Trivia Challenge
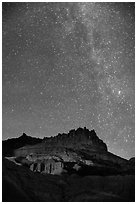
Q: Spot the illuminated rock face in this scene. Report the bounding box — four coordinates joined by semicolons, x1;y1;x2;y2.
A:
26;154;64;175
30;160;64;175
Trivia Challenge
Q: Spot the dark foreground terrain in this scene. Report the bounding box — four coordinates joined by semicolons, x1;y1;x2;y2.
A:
3;158;135;202
2;128;135;201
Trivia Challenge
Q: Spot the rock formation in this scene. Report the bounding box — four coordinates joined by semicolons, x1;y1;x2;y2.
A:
30;160;64;175
14;127;107;157
2;127;135;201
8;127;134;176
2;133;42;157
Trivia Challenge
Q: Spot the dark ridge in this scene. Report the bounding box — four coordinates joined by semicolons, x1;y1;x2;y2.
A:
3;127;108;157
42;127;108;151
44;127;99;142
14;127;108;157
2;133;42;157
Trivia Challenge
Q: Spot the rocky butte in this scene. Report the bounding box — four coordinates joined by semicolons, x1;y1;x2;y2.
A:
12;127;134;176
3;127;135;202
14;127;107;156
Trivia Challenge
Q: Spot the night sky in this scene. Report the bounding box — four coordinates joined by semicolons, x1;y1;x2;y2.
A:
2;2;135;159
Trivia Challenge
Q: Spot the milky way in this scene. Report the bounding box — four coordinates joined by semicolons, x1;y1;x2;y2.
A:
2;2;135;159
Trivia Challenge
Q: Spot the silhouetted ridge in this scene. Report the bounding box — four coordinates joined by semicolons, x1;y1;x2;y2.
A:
2;133;42;157
3;127;135;181
43;127;107;151
14;127;107;157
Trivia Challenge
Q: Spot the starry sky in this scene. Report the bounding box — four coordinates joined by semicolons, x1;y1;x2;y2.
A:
2;2;135;159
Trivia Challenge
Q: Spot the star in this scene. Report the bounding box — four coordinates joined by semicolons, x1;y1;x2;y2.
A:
2;2;135;159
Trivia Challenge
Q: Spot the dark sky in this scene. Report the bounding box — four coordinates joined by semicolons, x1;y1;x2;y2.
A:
2;2;135;159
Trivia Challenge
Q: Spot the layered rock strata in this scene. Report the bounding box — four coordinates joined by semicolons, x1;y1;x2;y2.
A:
11;127;134;175
14;127;107;157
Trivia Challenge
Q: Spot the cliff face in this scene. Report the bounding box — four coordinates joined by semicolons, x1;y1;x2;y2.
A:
14;127;107;157
10;127;135;176
11;128;111;175
3;127;135;202
30;159;64;175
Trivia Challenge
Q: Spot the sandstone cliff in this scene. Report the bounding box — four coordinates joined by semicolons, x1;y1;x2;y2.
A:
3;127;135;202
14;127;107;157
11;127;134;176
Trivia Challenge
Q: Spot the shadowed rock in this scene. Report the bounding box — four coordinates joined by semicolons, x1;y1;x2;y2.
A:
2;127;135;201
2;158;135;202
7;127;134;176
14;127;107;157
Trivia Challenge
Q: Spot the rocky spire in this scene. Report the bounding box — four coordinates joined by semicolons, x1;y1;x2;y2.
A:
43;127;107;151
